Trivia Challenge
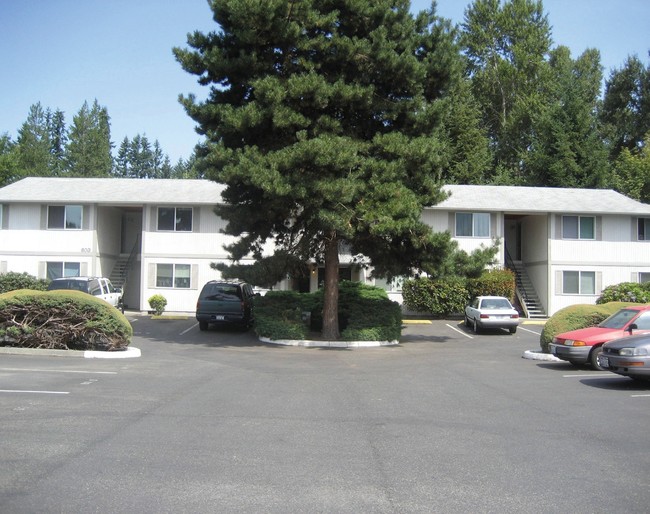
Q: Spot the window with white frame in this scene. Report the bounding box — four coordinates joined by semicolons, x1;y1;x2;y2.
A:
46;262;81;280
562;215;595;240
157;207;192;232
374;276;405;292
638;218;650;241
156;263;191;288
639;272;650;284
563;270;596;295
47;205;82;230
455;212;490;237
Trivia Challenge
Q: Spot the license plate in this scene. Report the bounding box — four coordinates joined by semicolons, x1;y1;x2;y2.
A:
215;315;225;321
599;355;609;368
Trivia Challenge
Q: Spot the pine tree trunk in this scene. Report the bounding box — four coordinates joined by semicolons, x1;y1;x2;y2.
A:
321;234;340;340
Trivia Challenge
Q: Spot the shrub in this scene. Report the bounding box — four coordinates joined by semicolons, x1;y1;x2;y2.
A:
254;284;401;342
596;282;650;304
0;272;49;294
254;291;316;340
402;277;468;316
539;301;639;353
148;294;167;315
466;268;516;302
0;289;132;351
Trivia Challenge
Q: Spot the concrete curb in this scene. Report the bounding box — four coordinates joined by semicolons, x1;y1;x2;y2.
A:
0;346;141;359
260;337;399;348
522;349;561;362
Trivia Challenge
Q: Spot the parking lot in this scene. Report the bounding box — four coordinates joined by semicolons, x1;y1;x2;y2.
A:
1;316;649;513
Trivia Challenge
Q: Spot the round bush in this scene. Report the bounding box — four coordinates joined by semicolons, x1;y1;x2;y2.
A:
0;289;132;351
539;301;639;353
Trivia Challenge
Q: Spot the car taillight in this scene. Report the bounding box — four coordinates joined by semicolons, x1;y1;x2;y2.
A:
480;314;489;318
511;314;519;319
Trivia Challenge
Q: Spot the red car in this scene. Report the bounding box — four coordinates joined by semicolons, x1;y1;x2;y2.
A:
549;305;650;370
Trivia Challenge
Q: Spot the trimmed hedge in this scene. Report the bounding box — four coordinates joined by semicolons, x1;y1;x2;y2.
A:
254;282;402;341
0;289;132;351
402;277;468;316
0;272;49;294
466;268;516;302
539;301;639;353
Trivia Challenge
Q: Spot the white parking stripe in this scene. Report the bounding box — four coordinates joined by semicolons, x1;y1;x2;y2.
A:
0;368;116;375
180;323;198;335
631;394;650;397
0;390;69;395
446;323;473;339
563;373;613;378
518;326;541;335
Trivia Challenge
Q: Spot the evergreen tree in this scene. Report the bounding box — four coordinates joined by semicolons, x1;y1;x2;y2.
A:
527;47;610;188
48;109;67;175
460;0;552;183
612;133;650;203
601;54;650;158
128;134;154;178
114;136;131;177
66;100;113;176
0;133;21;187
175;0;461;339
16;102;52;176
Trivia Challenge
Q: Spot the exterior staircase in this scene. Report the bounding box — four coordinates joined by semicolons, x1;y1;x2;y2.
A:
109;254;130;290
508;260;547;319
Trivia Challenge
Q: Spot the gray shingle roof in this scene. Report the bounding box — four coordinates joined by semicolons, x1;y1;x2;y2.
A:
0;177;226;205
430;185;650;215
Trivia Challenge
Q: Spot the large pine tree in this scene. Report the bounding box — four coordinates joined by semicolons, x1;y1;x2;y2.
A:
175;0;461;339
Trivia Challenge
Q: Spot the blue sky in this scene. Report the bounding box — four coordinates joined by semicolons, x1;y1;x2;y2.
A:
1;0;648;164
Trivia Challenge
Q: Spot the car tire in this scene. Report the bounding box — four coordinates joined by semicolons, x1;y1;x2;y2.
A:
509;326;517;334
473;318;480;334
464;315;470;328
590;346;606;371
199;321;208;331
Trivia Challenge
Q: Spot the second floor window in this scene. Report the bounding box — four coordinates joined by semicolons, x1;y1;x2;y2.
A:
638;218;650;241
48;205;82;230
158;207;192;232
456;212;490;237
562;215;595;240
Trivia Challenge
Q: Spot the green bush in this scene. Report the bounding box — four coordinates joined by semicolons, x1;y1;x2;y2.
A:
0;272;49;294
466;268;516;302
402;277;468;316
0;289;132;351
596;282;650;304
254;283;401;342
148;294;167;315
539;302;639;353
254;290;317;340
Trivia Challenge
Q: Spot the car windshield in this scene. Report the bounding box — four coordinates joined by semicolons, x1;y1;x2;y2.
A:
48;280;88;292
598;308;638;329
201;284;241;301
480;298;512;310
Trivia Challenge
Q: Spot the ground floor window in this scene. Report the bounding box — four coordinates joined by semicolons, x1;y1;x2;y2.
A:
563;270;595;295
374;276;405;293
156;263;191;288
46;262;81;280
639;272;650;284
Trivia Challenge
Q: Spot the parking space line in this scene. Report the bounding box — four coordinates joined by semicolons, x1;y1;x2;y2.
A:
631;394;650;397
446;323;473;339
518;326;541;335
0;368;117;375
563;373;613;378
180;323;198;335
0;390;69;395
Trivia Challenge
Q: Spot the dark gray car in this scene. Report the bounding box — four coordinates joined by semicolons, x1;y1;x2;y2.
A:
602;331;650;381
195;281;257;331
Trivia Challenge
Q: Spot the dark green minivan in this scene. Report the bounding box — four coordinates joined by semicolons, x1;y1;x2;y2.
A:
195;281;257;331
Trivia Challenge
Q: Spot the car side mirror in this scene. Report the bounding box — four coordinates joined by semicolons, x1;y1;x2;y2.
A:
627;323;638;334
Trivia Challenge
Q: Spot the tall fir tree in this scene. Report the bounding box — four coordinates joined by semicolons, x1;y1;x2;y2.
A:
66;100;113;176
16;102;52;176
175;0;463;339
